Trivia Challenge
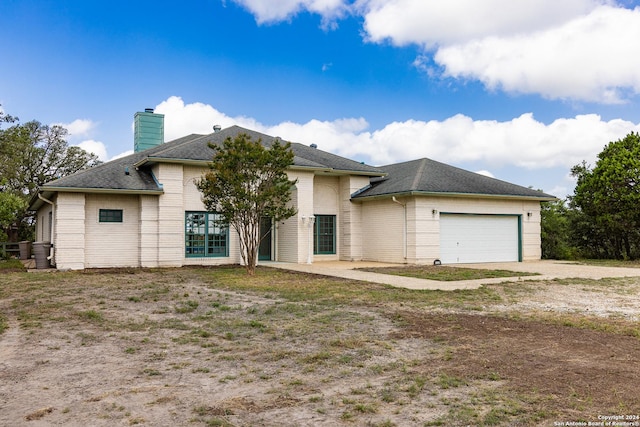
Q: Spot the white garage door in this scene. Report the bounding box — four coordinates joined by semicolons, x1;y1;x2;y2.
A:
439;214;519;264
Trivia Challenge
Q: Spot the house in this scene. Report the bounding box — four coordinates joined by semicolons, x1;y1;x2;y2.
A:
29;109;555;270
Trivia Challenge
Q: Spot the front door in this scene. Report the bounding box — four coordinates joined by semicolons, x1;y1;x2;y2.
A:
258;217;272;261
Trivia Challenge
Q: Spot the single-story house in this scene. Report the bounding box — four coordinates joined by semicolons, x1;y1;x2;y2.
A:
29;109;555;270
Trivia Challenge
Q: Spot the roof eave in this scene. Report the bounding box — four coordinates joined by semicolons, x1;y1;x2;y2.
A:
352;190;557;202
29;187;164;210
276;164;387;177
134;157;211;168
36;186;163;197
331;170;386;177
134;157;385;177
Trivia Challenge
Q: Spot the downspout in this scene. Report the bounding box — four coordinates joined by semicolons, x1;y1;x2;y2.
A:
307;216;315;264
302;215;315;264
391;197;407;261
274;221;278;262
37;193;55;263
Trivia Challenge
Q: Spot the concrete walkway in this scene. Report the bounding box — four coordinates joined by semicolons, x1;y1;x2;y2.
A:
263;260;640;291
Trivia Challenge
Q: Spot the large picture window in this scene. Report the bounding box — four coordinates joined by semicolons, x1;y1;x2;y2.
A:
314;215;336;254
185;212;228;257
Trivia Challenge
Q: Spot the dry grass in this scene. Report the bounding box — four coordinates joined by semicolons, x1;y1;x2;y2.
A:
355;265;539;281
1;266;639;426
0;259;25;272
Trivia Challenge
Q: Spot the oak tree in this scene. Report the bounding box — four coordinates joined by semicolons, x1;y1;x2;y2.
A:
0;107;100;240
570;132;640;259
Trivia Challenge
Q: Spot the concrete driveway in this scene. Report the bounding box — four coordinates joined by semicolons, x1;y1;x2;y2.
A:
460;260;640;280
265;260;640;291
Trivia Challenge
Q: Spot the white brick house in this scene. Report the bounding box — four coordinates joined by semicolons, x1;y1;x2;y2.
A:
30;110;555;270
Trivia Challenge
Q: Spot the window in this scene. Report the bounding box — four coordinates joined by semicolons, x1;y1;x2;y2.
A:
185;212;228;257
99;209;123;223
314;215;336;254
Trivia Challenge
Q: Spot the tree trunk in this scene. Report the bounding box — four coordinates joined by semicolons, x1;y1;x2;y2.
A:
623;235;632;260
236;218;260;276
245;247;258;275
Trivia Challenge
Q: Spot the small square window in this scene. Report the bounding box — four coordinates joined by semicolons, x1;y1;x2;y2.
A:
99;209;123;223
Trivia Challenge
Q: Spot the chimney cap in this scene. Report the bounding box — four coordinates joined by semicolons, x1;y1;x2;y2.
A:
144;108;154;113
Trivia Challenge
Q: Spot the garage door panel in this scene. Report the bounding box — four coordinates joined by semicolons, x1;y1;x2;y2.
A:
440;214;519;264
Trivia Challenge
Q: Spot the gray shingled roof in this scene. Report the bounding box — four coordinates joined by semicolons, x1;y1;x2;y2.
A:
32;126;554;211
352;158;556;200
35;125;383;196
137;126;383;175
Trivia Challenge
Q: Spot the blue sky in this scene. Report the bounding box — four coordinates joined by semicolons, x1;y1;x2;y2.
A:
2;0;640;197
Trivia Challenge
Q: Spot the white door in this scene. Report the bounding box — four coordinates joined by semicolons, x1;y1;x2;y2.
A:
439;214;519;264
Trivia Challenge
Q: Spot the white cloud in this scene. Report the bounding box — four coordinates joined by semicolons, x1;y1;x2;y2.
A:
154;96;266;141
111;150;134;161
548;185;571;199
75;139;108;161
55;119;96;138
364;113;639;169
157;98;640;174
231;0;640;103
475;170;495;178
548;169;584;199
357;1;640;103
267;117;374;161
435;5;640;103
359;0;601;47
54;118;112;161
53;118;112;161
231;0;348;26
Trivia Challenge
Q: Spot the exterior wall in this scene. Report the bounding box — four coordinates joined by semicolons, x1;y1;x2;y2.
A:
361;198;406;263
45;167;543;269
54;193;86;270
339;175;369;261
409;198;441;263
182;166;242;266
276;183;299;263
521;205;542;261
36;202;53;243
154;163;185;267
84;194;140;268
182;166;206;211
313;175;340;261
360;195;543;264
139;195;159;267
279;170;314;263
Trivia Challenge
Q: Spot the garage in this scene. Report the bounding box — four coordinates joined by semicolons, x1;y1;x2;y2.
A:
439;214;520;264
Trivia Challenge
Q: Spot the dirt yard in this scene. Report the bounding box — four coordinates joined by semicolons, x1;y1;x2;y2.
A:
1;266;640;426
